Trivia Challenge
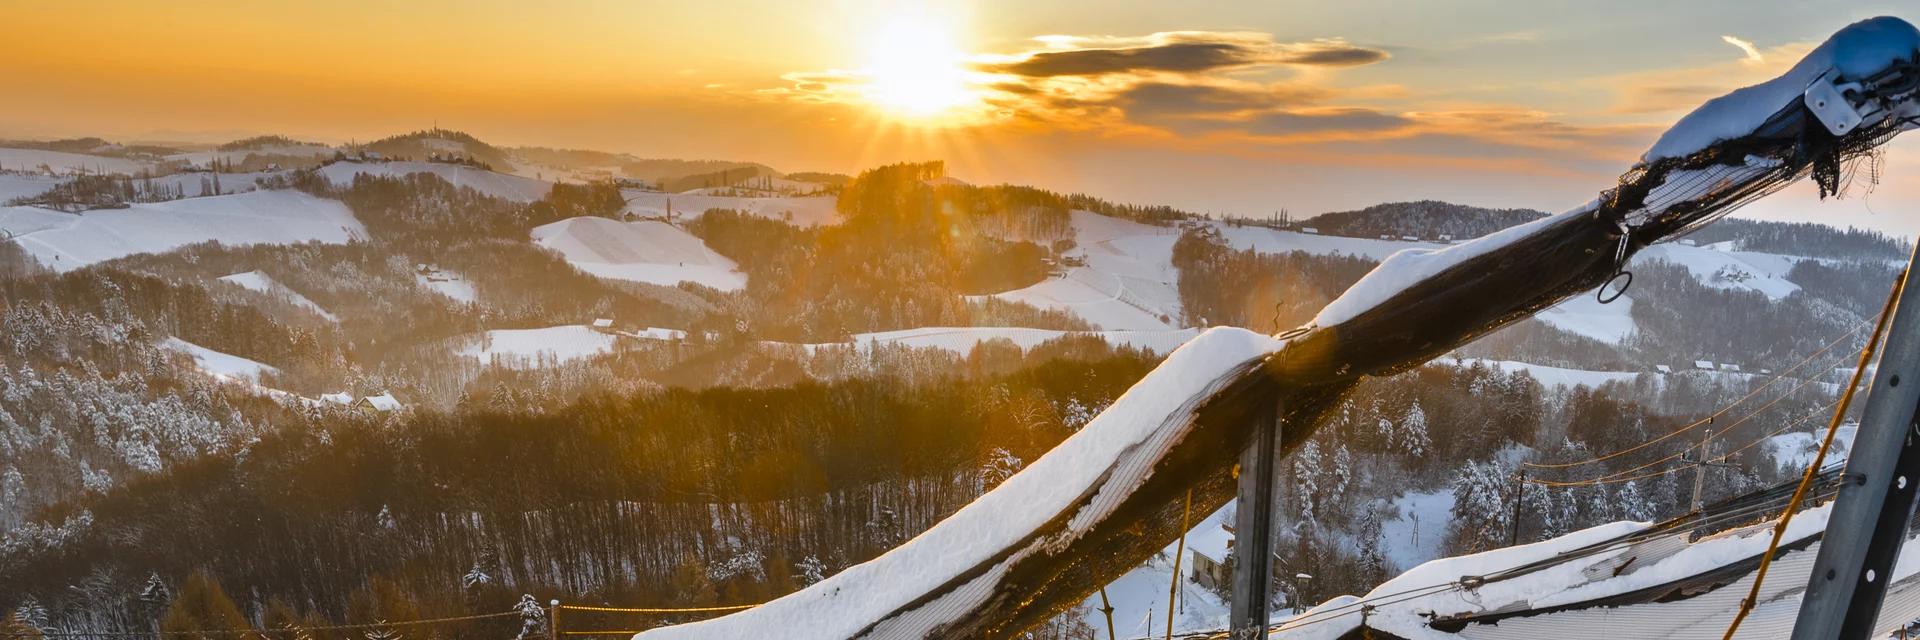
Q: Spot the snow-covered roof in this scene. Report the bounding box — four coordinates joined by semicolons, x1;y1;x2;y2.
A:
1720;363;1742;372
320;392;353;405
1654;364;1672;373
1694;360;1715;369
1301;228;1318;234
591;318;614;328
356;392;401;411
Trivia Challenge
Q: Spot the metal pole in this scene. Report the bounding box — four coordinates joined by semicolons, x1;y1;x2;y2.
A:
1230;401;1281;639
1792;262;1920;640
1692;429;1713;511
1509;472;1527;547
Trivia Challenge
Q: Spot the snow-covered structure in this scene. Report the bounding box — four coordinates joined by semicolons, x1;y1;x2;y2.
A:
1270;465;1920;639
637;16;1920;640
353;392;401;412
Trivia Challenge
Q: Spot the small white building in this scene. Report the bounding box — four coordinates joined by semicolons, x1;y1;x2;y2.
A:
590;318;615;333
1655;365;1673;374
1719;363;1742;372
1301;227;1319;234
1694;360;1715;370
1401;235;1419;242
353;392;402;412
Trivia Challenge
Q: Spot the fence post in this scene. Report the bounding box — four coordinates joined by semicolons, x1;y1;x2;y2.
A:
549;600;560;640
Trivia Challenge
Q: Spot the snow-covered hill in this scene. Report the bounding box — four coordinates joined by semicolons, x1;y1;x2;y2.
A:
218;270;337;321
461;325;620;367
803;327;1200;354
318;161;554;202
620;189;839;227
0;148;147;175
531;216;747;291
0;190;365;270
994;211;1185;330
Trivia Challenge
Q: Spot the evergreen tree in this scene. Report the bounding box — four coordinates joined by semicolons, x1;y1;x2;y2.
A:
161;570;256;640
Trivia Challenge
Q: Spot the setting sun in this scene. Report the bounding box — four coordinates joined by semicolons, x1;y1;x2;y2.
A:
860;17;978;120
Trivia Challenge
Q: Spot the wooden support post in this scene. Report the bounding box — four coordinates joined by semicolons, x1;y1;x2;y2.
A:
1229;400;1281;639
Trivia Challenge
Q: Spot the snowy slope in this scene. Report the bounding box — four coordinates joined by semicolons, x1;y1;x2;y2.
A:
1077;506;1235;636
2;190;365;271
161;337;280;382
1764;423;1858;471
0;174;67;203
1211;224;1432;261
461;325;619;366
1438;357;1649;389
994;211;1184;330
167;145;334;166
620;189;840;227
0;148;147;175
1533;292;1636;344
530;217;746;291
1637;241;1804;299
218;270;337;321
809;327;1200;354
318;161;553;202
1381;489;1456;574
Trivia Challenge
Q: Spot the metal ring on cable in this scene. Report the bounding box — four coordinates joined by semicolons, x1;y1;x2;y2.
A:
1598;270;1633;304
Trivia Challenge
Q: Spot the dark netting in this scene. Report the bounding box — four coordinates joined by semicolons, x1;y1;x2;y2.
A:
651;42;1920;640
942;58;1920;639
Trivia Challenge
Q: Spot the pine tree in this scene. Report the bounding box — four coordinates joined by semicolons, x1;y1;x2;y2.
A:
1357;506;1389;585
1400;401;1430;457
161;570;256;640
795;555;828;587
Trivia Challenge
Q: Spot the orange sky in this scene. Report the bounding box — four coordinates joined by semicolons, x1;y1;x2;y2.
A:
4;0;1918;233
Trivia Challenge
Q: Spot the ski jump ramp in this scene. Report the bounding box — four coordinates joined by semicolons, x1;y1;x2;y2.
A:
638;16;1920;639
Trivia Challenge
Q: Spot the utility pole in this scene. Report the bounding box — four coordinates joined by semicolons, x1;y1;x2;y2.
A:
1792;262;1920;640
1692;429;1712;511
1230;401;1281;639
1509;472;1527;547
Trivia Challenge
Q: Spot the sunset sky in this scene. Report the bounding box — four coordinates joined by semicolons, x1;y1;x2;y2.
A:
5;0;1919;233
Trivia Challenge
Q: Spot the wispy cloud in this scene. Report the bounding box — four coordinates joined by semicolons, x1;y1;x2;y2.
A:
1721;35;1764;63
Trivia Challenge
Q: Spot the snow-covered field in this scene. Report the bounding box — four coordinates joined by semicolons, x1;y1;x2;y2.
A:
461;325;619;366
218;270;337;321
167;145;334;166
1533;292;1636;344
811;326;1200;355
1764;422;1857;471
0;173;67;203
994;211;1185;331
531;216;747;291
0;148;146;176
161;337;280;382
620;189;840;227
1381;489;1456;574
1;190;365;270
1639;241;1805;300
1079;506;1235;636
319;161;553;202
1439;357;1650;389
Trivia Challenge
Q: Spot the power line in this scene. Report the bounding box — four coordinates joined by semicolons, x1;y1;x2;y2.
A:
1;610;524;638
1524;314;1877;470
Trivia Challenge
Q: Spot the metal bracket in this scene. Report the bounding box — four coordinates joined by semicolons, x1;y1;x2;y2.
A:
1807;75;1866;136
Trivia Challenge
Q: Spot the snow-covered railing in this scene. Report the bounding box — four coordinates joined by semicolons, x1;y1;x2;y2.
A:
636;16;1920;640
